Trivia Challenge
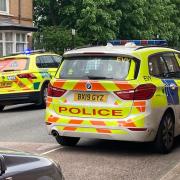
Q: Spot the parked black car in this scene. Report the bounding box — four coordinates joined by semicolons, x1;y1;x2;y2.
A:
0;148;64;180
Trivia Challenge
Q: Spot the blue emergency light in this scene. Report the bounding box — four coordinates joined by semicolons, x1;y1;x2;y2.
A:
109;40;168;46
24;48;31;55
23;49;45;55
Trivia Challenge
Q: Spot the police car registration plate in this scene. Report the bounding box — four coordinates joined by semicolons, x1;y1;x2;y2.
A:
74;93;108;102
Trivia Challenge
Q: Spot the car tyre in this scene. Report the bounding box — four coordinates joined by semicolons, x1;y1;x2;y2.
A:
154;112;175;154
36;84;48;108
0;105;5;112
55;135;80;146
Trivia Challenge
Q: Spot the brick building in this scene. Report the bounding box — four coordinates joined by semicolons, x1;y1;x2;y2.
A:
0;0;37;56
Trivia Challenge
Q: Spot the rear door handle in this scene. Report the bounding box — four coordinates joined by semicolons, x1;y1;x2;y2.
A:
170;83;177;90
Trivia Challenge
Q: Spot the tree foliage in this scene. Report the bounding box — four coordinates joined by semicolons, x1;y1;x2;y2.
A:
33;0;180;53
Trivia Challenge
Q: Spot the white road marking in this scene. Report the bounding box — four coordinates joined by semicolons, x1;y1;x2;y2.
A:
40;147;63;155
160;161;180;180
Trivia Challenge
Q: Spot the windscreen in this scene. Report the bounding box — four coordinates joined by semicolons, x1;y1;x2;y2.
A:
59;56;137;80
0;58;29;72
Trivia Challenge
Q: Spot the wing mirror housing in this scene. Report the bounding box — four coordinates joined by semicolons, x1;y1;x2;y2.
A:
0;155;7;176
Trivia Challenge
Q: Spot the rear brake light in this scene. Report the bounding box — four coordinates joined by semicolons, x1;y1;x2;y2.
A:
115;84;156;100
17;73;37;79
48;84;66;97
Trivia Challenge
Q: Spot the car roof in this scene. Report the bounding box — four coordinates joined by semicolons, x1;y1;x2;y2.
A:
64;45;179;58
0;53;60;60
64;45;138;57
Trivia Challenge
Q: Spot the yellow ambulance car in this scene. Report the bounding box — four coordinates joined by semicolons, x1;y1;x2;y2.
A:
0;50;62;111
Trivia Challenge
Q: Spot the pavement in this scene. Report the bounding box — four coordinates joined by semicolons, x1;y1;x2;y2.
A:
0;104;180;180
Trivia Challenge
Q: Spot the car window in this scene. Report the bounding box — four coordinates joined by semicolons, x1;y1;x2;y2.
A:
36;56;58;68
58;56;139;80
149;53;180;78
149;54;168;77
162;53;180;72
0;58;29;72
53;55;62;64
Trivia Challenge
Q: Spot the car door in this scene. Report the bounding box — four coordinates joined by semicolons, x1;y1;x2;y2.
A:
149;52;180;134
42;55;59;77
161;52;180;134
172;52;180;134
161;53;180;102
36;55;58;78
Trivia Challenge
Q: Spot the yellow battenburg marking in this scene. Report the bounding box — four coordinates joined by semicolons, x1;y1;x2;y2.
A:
60;97;67;103
105;120;119;127
111;129;128;135
100;81;120;91
62;80;78;90
81;120;92;126
57;126;65;131
133;114;145;128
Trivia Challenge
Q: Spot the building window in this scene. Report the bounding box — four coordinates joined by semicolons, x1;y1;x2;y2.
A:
0;0;9;13
0;32;3;56
5;32;13;55
16;33;26;52
0;32;28;57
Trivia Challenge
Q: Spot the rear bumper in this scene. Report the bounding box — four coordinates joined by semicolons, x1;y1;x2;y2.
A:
0;92;41;105
47;124;156;142
45;111;161;142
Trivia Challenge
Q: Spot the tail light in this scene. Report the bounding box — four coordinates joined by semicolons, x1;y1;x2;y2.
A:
48;84;66;97
115;84;156;100
17;73;37;79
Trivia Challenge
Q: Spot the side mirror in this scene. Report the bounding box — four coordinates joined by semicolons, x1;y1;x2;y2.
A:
0;155;7;176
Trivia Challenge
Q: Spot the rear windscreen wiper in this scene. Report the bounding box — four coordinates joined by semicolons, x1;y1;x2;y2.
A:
2;69;21;72
87;76;114;80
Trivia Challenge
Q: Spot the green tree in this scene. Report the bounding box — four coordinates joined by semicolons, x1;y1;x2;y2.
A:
170;0;180;47
34;0;121;44
117;0;177;42
33;26;85;54
76;0;122;44
33;0;180;51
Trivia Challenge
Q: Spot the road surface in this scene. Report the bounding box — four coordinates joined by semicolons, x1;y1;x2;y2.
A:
0;104;180;180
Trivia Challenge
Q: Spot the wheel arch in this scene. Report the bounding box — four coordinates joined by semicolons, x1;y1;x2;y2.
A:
163;108;175;122
155;107;175;138
41;80;50;89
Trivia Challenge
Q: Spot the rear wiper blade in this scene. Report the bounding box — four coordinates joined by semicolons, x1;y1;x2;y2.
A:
87;76;114;80
2;69;21;72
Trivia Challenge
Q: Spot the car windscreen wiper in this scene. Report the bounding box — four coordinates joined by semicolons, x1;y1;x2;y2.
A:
2;69;21;72
86;76;114;80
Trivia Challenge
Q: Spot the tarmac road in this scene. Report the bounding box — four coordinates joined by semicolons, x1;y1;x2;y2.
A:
0;104;180;180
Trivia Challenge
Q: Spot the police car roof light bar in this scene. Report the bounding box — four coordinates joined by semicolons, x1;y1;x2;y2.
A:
4;49;46;57
24;49;46;55
109;40;168;46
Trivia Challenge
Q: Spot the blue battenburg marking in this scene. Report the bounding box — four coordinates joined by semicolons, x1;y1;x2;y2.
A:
162;80;179;105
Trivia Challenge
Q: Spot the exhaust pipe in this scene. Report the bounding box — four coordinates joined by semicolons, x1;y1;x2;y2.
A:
51;130;59;137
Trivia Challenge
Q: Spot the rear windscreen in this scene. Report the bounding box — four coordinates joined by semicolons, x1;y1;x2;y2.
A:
58;56;138;80
0;58;29;72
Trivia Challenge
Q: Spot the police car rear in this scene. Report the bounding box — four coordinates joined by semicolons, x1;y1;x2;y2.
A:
46;41;164;147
